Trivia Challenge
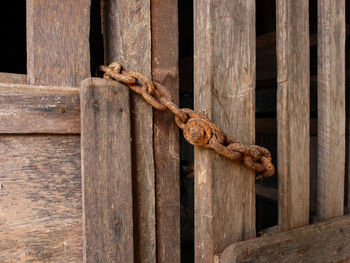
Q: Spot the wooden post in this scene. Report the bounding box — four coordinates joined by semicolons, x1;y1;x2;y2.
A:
194;0;256;261
81;78;134;262
102;1;156;261
152;0;181;262
276;0;310;231
317;0;346;220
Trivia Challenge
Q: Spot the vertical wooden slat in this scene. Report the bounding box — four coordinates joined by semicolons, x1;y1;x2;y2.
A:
27;0;90;86
81;78;133;262
317;0;346;220
194;0;256;261
276;0;310;231
23;0;90;261
152;1;181;262
102;1;156;261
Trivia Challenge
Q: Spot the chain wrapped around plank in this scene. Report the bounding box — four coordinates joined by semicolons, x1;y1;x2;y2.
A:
99;62;275;178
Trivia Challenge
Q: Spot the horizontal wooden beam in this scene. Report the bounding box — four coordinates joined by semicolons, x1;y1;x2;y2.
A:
0;82;80;134
218;214;350;263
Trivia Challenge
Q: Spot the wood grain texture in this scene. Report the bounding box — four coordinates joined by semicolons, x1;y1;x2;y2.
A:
0;72;26;84
276;0;310;231
81;78;133;262
0;135;82;262
0;83;80;134
194;0;256;261
27;0;90;87
317;0;346;220
218;214;350;263
102;1;156;261
151;0;180;262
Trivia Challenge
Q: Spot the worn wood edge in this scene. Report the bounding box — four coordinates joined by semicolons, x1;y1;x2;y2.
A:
80;77;134;262
0;72;27;84
0;82;80;134
217;215;350;263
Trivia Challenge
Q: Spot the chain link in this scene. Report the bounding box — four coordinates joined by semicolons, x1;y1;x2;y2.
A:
99;62;275;178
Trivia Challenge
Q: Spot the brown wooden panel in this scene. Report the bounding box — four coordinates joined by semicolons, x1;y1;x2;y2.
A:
276;0;310;231
0;72;26;84
194;0;256;261
81;78;133;262
218;215;350;263
317;0;346;220
0;83;80;134
27;0;90;87
102;1;156;261
151;0;180;262
0;135;82;262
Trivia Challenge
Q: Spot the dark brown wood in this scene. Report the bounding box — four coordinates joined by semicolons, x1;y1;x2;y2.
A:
218;215;350;263
0;72;26;84
0;135;82;262
151;0;180;262
255;184;277;201
317;0;346;220
102;1;156;261
276;0;310;231
80;78;133;262
0;83;80;134
27;0;90;87
194;0;256;261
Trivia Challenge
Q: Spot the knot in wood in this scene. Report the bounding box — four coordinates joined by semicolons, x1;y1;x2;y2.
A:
183;118;212;146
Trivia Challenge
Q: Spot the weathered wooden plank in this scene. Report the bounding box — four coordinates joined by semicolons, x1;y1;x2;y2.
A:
194;0;256;261
151;0;180;262
0;83;80;134
27;0;90;87
317;0;346;221
80;78;133;262
276;0;310;231
218;214;350;263
0;135;82;262
0;72;26;84
102;1;156;261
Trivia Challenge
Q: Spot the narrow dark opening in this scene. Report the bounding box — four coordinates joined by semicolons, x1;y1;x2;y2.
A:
179;0;194;262
255;0;278;233
89;0;104;76
0;1;26;74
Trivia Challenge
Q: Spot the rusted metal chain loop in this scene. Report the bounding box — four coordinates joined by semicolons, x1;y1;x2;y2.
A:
99;62;275;178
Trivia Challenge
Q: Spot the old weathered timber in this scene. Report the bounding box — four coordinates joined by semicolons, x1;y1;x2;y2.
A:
0;1;92;261
194;0;256;261
102;1;156;261
0;72;26;84
81;78;133;262
276;0;310;231
0;135;82;262
218;215;350;263
317;0;346;220
0;83;80;134
27;0;90;86
152;0;181;262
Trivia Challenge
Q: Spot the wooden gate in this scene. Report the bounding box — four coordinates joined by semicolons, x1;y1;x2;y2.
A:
0;0;349;263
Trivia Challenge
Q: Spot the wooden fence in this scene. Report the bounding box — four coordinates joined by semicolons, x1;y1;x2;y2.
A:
0;0;349;262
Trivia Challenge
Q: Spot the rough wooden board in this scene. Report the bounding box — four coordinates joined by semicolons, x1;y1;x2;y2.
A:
151;0;180;262
218;215;350;263
102;1;156;261
0;135;82;262
0;72;26;84
317;0;346;220
80;78;133;262
194;0;256;261
0;83;80;134
26;0;90;87
276;0;310;231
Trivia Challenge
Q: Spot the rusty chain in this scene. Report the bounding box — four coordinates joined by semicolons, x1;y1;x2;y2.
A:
99;62;275;178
